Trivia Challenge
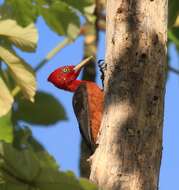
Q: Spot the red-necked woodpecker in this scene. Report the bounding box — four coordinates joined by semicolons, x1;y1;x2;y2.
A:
48;57;104;152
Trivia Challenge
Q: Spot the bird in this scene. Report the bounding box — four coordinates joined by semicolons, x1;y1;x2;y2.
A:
48;57;104;152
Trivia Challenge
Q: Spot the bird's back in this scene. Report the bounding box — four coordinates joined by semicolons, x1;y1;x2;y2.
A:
72;82;104;152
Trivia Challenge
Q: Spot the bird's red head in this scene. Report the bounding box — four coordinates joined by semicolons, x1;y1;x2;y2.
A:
48;65;81;92
48;57;93;92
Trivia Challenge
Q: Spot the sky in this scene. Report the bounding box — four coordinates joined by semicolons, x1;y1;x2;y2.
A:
160;45;179;189
1;8;179;189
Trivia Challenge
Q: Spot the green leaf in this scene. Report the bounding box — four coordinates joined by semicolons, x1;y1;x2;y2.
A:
40;1;80;39
168;27;179;49
14;91;67;125
168;0;179;28
60;0;95;23
28;132;59;169
13;126;32;148
60;0;94;14
0;143;40;181
0;112;13;143
0;69;16;90
13;127;59;170
35;169;83;190
0;46;36;102
0;19;38;52
0;183;29;190
1;0;38;27
0;76;13;117
79;178;98;190
84;4;96;23
0;127;96;190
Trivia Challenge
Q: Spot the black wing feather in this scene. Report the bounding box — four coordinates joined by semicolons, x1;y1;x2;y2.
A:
72;84;94;153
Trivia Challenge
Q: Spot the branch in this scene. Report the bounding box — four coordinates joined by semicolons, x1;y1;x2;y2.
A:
34;38;72;72
168;66;179;75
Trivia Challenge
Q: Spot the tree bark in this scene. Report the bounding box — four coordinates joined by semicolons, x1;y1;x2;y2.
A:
90;0;167;190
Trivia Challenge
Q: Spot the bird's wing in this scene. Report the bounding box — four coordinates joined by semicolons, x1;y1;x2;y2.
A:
72;83;93;151
72;82;104;152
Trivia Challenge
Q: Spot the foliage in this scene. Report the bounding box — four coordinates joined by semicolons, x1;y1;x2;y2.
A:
0;127;97;190
0;112;13;143
0;19;37;117
13;91;67;125
168;0;179;28
168;0;179;50
0;76;13;117
0;0;95;128
0;0;95;39
168;27;179;50
0;0;97;189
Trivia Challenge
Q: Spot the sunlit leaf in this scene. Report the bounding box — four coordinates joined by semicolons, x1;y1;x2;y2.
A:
0;112;13;143
0;69;15;90
0;19;38;52
84;4;96;23
40;1;80;38
0;46;36;101
14;91;67;125
174;15;179;27
0;76;13;117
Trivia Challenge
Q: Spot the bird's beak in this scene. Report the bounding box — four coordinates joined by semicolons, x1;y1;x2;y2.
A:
74;56;94;72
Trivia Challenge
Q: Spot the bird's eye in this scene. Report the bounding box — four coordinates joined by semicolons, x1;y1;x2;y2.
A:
63;67;70;73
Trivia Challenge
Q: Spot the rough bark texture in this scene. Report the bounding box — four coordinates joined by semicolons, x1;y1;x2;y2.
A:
90;0;167;190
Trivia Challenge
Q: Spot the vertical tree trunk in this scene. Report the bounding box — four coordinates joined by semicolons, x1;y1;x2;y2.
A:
90;0;167;190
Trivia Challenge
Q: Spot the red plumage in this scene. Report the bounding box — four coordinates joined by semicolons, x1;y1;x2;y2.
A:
48;65;82;92
85;82;103;144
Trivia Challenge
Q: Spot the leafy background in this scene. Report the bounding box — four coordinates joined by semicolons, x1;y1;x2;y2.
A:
0;0;98;189
0;0;179;189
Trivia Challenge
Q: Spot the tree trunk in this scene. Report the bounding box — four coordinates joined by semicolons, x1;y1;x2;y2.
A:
90;0;167;190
